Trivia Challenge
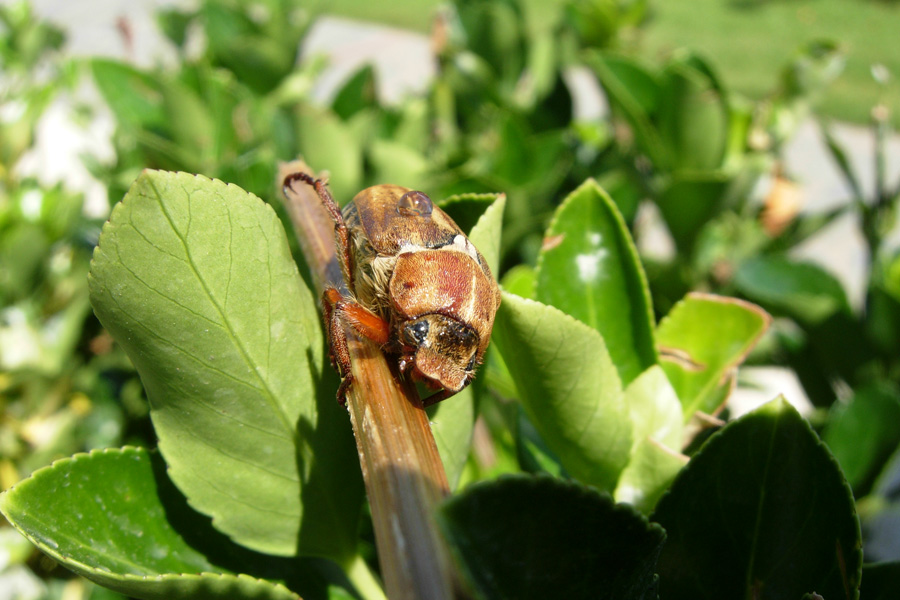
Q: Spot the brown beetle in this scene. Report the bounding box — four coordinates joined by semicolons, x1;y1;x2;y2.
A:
284;173;502;407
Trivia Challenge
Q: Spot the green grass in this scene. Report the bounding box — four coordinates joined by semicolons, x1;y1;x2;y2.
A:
317;0;900;125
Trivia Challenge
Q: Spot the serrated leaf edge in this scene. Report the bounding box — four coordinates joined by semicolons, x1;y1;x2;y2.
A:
0;447;300;598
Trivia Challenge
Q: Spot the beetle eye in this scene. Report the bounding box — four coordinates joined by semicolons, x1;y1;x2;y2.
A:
405;320;430;345
397;191;433;217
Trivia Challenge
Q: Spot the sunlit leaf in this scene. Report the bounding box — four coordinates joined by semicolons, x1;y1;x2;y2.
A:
656;293;770;419
492;292;631;491
0;447;299;600
536;179;656;385
615;366;686;512
89;170;362;560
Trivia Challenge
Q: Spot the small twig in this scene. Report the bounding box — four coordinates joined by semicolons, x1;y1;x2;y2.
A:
277;161;464;600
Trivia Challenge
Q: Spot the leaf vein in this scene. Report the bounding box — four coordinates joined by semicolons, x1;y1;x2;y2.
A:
149;179;295;435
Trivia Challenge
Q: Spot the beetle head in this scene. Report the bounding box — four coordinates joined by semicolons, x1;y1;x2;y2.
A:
400;314;479;392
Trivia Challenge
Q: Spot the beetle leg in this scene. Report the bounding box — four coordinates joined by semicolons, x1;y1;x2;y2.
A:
322;287;391;404
421;377;472;408
283;172;355;289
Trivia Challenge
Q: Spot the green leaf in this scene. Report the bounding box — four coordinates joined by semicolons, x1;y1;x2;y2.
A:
295;105;363;205
463;192;506;276
201;2;304;94
438;192;505;274
499;264;535;299
655;171;731;253
651;398;862;600
427;388;475;490
734;256;850;325
491;292;631;492
656;293;770;419
823;385;900;494
91;59;166;131
657;56;728;172
536;179;656;385
88;171;362;560
438;475;665;600
614;366;686;513
159;78;217;171
861;562;900;600
516;409;565;477
331;65;378;121
0;447;299;600
368;139;430;192
587;52;667;167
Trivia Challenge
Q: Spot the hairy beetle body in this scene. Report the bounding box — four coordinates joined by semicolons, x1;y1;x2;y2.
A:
284;174;501;406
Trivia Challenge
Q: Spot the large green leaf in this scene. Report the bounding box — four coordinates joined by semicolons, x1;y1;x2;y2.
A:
614;366;686;513
652;398;862;599
88;170;362;560
656;293;770;419
536;179;656;385
734;256;850;325
0;447;299;600
491;292;632;492
823;384;900;494
438;475;665;600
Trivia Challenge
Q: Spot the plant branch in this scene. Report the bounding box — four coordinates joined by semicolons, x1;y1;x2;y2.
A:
278;160;465;600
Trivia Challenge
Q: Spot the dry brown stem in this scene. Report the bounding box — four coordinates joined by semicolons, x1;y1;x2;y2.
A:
278;160;463;600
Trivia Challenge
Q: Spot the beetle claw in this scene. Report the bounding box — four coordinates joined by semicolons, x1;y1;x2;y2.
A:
336;375;353;406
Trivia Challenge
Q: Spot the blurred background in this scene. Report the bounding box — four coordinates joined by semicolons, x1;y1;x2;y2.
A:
2;0;900;598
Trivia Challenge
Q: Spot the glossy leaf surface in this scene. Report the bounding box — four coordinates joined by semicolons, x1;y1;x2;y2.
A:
89;170;361;560
438;475;665;600
0;447;299;600
656;293;770;419
536;179;656;385
491;292;631;491
652;398;862;599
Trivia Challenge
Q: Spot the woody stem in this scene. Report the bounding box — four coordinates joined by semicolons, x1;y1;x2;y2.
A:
278;161;464;600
